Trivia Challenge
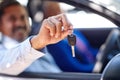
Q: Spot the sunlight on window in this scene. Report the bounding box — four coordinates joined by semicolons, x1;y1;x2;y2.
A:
90;0;120;15
107;6;117;12
90;0;112;5
66;12;117;28
16;0;28;6
59;3;75;12
0;77;4;80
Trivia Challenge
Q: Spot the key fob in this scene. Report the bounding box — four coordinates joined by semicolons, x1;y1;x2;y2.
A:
67;34;76;46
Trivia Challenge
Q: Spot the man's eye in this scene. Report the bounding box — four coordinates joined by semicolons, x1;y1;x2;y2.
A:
21;15;25;20
9;16;16;21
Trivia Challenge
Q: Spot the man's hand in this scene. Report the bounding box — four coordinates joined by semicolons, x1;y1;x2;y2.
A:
31;14;73;50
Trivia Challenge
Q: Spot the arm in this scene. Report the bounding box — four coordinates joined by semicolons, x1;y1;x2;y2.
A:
0;37;45;75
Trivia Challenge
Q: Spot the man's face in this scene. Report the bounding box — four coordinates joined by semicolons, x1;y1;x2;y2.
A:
0;5;30;42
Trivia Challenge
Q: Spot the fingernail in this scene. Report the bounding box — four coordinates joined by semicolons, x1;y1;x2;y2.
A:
64;27;67;31
55;35;58;38
70;26;73;29
51;33;54;36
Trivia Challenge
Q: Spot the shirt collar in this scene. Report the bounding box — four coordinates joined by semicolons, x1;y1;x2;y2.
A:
2;35;19;49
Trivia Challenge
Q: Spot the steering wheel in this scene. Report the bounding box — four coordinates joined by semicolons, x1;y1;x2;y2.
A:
93;29;120;73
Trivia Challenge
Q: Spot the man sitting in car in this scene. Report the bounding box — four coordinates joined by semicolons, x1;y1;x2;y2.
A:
0;0;73;75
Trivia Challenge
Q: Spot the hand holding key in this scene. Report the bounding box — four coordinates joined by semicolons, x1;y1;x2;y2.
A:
67;34;76;57
31;14;73;50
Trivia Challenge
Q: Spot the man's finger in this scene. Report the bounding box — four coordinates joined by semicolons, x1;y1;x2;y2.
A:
55;14;72;31
60;30;73;40
49;17;62;38
45;19;56;37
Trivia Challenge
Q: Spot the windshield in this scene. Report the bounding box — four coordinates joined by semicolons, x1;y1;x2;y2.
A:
90;0;120;15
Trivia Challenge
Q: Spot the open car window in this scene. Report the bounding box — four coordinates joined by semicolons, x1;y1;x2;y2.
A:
59;2;118;28
0;0;120;80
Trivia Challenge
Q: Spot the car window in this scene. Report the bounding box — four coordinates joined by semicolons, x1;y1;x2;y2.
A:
90;0;120;15
17;0;118;28
59;2;118;28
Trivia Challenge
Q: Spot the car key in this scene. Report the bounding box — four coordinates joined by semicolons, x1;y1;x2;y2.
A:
67;34;76;57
